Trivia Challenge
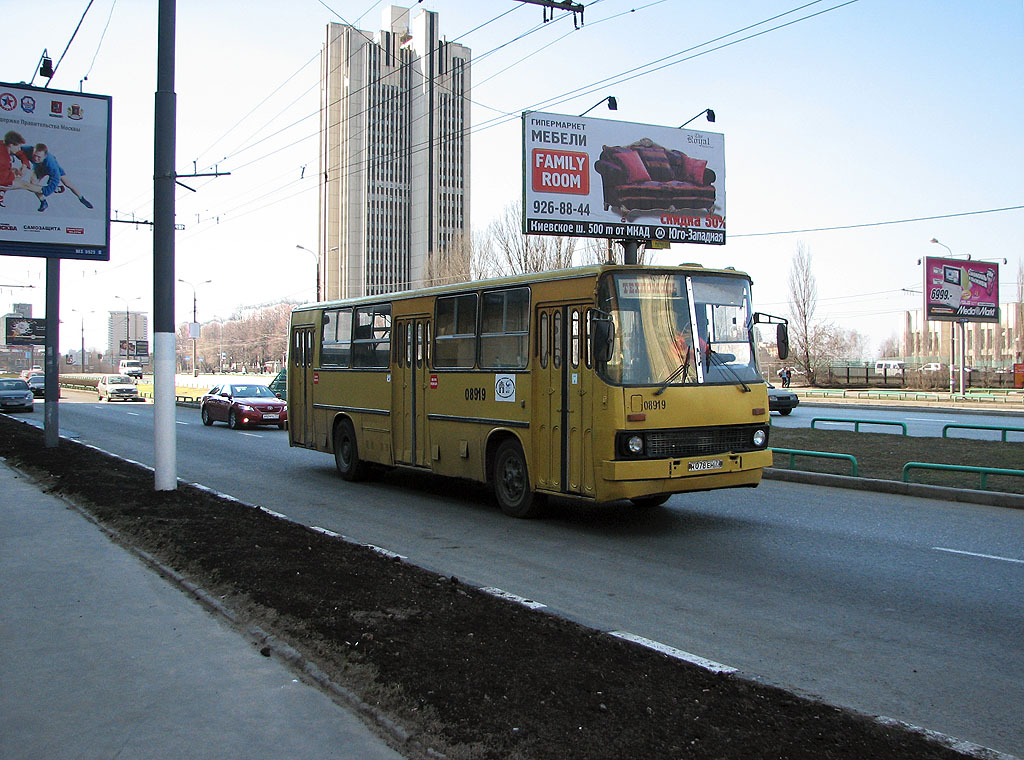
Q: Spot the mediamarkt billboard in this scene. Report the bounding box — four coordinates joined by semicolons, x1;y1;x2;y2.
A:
0;82;111;261
923;256;999;323
522;111;725;245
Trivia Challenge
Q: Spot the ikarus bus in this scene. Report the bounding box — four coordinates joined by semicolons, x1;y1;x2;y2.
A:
287;264;789;517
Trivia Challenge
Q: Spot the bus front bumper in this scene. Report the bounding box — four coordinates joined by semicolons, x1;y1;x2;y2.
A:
598;449;773;500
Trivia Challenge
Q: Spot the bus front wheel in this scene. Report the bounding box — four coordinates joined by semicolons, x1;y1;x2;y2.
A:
493;440;545;518
334;419;367;482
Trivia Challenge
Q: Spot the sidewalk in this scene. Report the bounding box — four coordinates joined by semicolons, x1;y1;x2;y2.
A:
0;461;405;760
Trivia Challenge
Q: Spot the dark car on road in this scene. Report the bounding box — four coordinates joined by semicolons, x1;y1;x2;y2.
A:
26;374;45;398
0;378;34;412
767;382;799;415
200;383;288;429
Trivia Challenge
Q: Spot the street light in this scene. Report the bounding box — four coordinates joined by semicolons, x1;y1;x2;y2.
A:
71;308;94;373
114;295;141;367
296;244;321;301
678;108;716;128
179;278;211;377
929;237;959;258
579;96;617;116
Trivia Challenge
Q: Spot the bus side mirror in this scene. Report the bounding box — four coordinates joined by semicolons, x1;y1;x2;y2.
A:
777;324;789;360
592;318;615;363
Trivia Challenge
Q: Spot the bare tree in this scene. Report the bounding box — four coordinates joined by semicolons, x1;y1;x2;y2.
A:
786;243;867;384
576;237;652;265
483;202;577;276
787;243;820;382
426;233;477;287
878;334;900;358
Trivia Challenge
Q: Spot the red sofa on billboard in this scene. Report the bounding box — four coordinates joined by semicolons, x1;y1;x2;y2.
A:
594;138;717;220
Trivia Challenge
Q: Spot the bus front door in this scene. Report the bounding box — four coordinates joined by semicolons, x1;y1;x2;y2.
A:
393;318;430;467
289;324;315;448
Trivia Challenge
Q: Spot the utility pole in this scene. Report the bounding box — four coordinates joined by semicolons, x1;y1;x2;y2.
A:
153;0;177;490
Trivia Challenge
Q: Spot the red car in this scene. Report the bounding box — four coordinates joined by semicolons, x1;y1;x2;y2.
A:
200;382;287;430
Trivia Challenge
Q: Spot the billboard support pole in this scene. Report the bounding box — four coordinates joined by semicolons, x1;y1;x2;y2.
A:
621;240;638;265
958;320;967;394
153;0;177;491
44;259;60;448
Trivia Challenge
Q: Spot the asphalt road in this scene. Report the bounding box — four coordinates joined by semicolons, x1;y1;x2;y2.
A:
14;392;1024;757
771;401;1024;439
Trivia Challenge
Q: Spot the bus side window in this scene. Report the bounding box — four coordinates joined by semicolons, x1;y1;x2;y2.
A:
570;309;580;368
585;310;593;368
416;323;423;368
322;308;352;367
539;312;549;369
553;311;562;369
406;323;414;368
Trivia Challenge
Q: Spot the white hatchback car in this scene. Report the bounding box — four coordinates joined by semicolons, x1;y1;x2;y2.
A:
97;374;141;402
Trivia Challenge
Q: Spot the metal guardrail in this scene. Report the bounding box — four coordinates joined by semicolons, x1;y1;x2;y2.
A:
771;448;859;477
942;423;1024;442
902;462;1024;491
811;417;908;435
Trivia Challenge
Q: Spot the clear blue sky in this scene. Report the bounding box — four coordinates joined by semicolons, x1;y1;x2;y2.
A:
2;0;1021;356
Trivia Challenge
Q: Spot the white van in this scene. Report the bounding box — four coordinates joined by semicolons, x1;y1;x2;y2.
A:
118;359;144;380
874;360;904;374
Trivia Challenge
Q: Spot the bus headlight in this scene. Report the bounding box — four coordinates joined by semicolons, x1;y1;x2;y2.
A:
626;435;644;455
752;428;767;447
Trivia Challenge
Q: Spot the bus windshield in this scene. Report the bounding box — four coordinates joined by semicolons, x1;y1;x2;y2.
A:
596;272;760;387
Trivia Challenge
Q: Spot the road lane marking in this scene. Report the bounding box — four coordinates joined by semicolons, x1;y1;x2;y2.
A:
127;412;140;416
933;547;1023;565
240;432;262;437
176;421;189;425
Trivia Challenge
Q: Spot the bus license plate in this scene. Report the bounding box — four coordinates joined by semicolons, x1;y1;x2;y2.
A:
263;413;279;420
688;459;723;472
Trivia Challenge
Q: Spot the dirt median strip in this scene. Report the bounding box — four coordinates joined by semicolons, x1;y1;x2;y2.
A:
0;414;1010;760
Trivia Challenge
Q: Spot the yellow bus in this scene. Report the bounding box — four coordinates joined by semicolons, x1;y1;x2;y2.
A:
287;264;788;517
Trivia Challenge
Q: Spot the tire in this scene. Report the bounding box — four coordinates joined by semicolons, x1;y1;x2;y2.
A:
630;494;671;508
334;419;367;481
779;408;792;416
201;406;213;426
277;422;286;430
228;409;239;429
492;439;544;518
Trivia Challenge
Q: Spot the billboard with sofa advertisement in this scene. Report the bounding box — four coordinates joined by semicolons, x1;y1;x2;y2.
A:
522;111;725;245
922;256;999;323
0;82;111;261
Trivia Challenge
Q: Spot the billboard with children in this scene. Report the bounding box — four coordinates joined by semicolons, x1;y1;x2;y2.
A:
0;82;111;261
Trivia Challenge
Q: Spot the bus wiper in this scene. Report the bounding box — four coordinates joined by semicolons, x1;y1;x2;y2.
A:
707;348;750;392
654;355;690;396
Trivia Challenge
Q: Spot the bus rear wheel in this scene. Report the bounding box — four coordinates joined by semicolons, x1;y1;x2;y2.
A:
334;419;367;482
493;439;544;518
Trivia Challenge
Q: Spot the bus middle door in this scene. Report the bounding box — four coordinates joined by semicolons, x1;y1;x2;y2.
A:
393;318;431;467
536;304;591;495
